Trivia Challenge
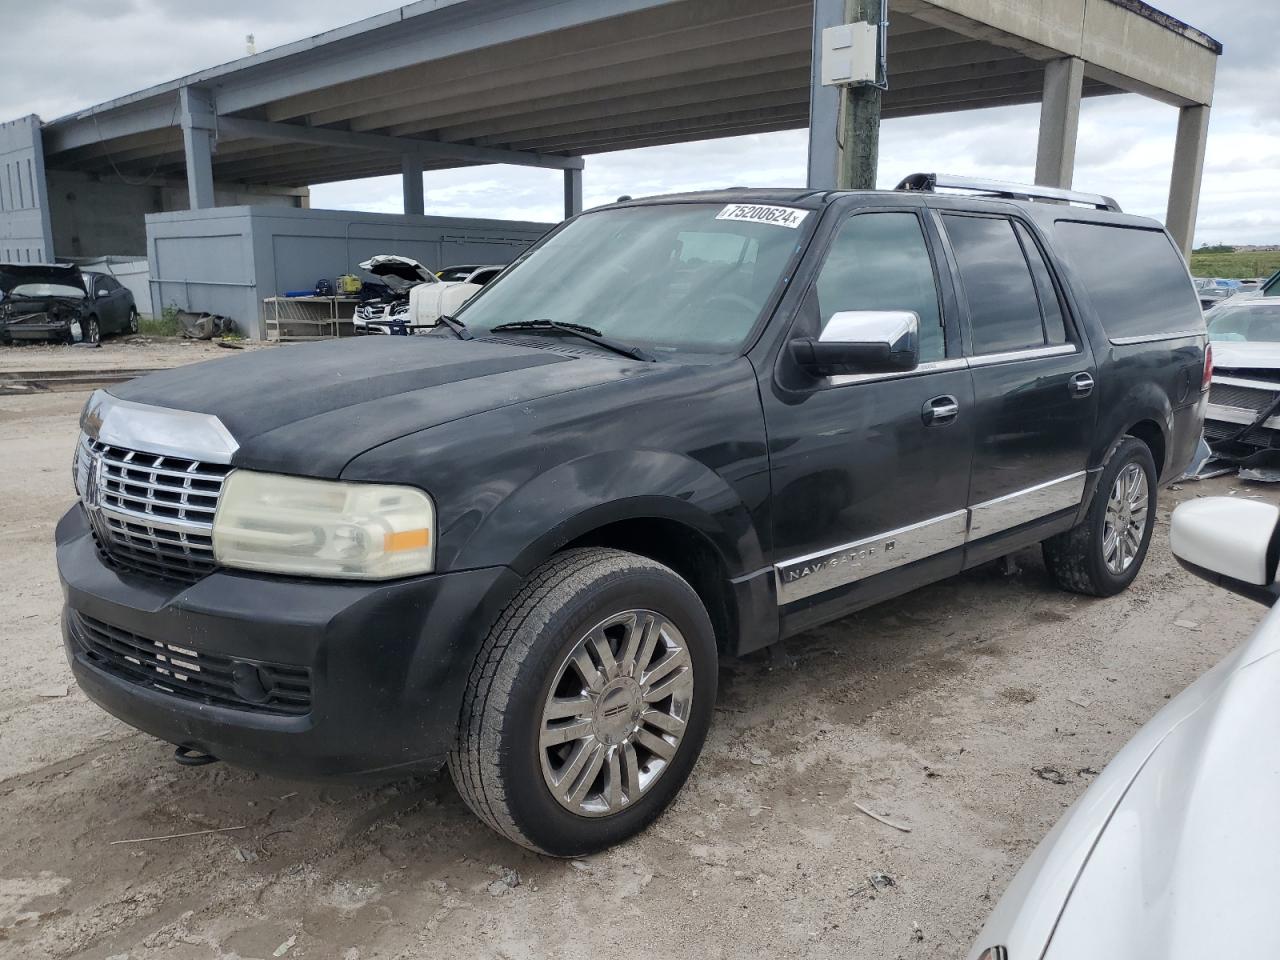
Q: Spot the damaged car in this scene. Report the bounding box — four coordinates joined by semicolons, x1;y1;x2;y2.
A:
0;263;137;345
1203;298;1280;464
353;255;482;334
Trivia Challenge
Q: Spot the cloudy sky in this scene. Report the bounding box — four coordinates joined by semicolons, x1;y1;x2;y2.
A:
2;0;1274;245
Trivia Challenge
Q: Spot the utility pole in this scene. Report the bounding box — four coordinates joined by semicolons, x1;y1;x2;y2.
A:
838;0;883;189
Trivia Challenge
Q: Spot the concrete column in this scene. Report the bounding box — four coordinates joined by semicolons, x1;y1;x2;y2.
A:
806;0;844;189
1035;57;1084;189
1167;104;1211;258
401;154;424;215
178;86;216;210
563;166;583;219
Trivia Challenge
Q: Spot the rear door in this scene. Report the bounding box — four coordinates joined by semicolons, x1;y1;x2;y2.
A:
934;207;1098;558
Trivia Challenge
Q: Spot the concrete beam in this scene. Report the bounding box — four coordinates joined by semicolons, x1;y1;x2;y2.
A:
564;167;583;219
179;86;216;209
1166;103;1210;258
402;154;424;216
214;115;583;171
1035;57;1084;189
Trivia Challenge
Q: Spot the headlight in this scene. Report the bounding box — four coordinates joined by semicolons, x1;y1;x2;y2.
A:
212;471;435;579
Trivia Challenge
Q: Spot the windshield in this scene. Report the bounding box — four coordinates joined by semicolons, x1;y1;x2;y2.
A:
9;282;85;299
1207;303;1280;343
456;202;813;355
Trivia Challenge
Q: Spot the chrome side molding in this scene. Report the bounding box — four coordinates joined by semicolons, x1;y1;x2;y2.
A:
81;389;239;464
774;471;1088;604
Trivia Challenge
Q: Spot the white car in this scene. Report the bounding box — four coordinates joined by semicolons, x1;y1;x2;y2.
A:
355;255;482;334
969;495;1280;960
437;264;504;286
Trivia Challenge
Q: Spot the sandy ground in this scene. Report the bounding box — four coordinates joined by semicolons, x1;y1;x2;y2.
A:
0;367;1272;959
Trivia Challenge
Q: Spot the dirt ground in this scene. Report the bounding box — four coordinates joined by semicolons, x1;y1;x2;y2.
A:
0;352;1271;960
0;337;274;378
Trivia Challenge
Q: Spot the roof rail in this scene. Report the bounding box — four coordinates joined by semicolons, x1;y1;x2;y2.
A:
895;173;1121;212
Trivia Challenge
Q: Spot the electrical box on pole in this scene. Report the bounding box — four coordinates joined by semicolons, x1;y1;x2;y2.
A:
820;22;879;86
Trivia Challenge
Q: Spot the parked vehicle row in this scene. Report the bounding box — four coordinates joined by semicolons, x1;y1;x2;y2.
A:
0;263;138;344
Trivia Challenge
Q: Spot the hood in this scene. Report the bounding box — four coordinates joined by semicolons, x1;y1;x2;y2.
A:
0;262;85;298
358;255;437;290
1211;340;1280;372
970;606;1280;960
1044;639;1280;959
106;336;657;477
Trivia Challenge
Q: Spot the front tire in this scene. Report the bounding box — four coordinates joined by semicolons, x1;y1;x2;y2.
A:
84;316;100;344
1042;436;1157;597
449;548;717;856
127;308;139;334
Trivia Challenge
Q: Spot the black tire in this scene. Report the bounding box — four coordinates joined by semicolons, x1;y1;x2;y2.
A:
1042;436;1158;597
84;315;100;344
449;547;717;856
127;308;139;334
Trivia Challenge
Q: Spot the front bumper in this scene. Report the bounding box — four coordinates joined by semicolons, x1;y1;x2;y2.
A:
1;320;73;341
56;505;520;779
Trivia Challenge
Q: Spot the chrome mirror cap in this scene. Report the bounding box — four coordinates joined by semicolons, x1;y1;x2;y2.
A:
820;309;919;355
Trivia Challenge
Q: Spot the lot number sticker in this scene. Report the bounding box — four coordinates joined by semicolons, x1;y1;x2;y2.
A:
715;204;809;229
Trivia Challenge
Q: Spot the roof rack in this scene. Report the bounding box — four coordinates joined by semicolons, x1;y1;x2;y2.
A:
895;173;1121;212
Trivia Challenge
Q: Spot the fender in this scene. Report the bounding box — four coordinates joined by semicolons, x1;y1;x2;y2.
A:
1091;378;1171;471
450;448;767;578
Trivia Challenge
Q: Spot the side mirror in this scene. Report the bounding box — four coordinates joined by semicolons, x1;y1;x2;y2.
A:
1170;497;1280;605
790;310;919;377
96;289;110;298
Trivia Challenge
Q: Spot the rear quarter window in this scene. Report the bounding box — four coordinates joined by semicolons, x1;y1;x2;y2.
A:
1053;221;1203;340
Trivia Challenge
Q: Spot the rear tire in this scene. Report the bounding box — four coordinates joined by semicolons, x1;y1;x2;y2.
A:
449;547;717;856
1042;436;1157;597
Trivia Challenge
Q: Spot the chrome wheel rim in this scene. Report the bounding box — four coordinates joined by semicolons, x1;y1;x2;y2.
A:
539;609;694;817
1103;463;1148;575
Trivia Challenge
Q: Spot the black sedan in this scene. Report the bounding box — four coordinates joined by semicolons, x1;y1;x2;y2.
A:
0;263;138;344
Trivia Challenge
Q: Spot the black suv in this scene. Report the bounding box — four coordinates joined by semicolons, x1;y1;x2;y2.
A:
57;177;1207;855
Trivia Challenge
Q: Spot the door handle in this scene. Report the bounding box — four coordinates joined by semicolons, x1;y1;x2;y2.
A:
1069;372;1095;398
922;395;959;426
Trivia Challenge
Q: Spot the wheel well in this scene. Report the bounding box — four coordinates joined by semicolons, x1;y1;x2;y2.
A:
1126;420;1167;479
563;518;736;652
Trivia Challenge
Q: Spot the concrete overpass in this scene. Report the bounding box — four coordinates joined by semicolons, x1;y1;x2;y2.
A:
1;0;1219;266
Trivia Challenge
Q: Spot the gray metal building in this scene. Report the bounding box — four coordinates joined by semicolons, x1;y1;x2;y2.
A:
0;0;1221;335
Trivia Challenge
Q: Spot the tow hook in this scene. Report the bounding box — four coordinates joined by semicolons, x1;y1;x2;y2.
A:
173;745;220;767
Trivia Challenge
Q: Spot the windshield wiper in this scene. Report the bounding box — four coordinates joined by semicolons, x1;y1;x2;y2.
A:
436;313;472;340
489;319;655;362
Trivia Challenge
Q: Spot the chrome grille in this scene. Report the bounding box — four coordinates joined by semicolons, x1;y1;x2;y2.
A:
77;434;230;582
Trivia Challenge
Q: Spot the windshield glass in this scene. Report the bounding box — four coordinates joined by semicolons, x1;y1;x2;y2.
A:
9;282;85;299
456;202;812;355
1207;303;1280;343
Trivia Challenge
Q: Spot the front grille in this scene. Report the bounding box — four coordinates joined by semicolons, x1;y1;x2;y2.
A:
1209;382;1280;412
72;612;312;716
77;435;230;582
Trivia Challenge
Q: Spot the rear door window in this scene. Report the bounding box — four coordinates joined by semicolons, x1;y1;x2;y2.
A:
943;214;1045;354
1015;222;1069;345
1053;221;1202;340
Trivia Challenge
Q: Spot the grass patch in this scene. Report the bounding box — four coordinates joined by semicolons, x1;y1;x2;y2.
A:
1190;250;1280;280
138;313;180;337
